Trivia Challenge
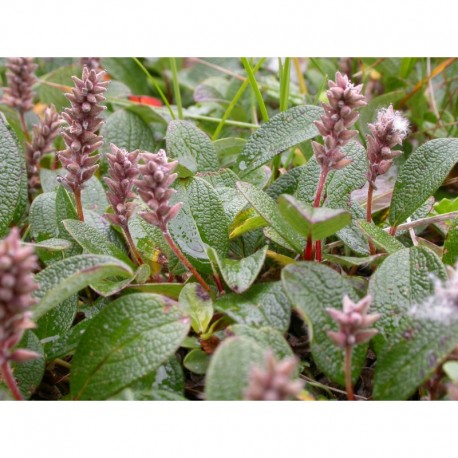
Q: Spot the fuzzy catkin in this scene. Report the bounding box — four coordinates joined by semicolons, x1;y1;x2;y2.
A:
2;58;37;113
312;72;366;171
244;351;304;401
104;144;139;229
135;150;182;231
367;105;409;186
26;105;60;193
0;228;39;367
326;295;380;348
57;67;109;193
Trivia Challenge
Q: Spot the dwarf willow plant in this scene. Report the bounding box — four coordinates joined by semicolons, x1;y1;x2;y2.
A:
1;57;458;401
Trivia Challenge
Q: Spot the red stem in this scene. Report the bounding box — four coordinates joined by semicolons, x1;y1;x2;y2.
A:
303;168;329;260
304;235;314;261
1;362;23;401
345;345;355;401
213;274;225;294
367;182;376;255
123;226;143;266
74;188;85;222
163;229;211;293
389;225;397;236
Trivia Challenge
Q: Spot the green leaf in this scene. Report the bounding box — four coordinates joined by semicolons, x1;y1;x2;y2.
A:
0;113;27;237
25;238;72;251
334;201;370;255
169;177;229;272
183;349;210;375
70;293;190;400
90;264;150;297
29;192;58;241
357;220;405;254
33;254;134;320
178;283;213;335
45;317;92;361
373;316;458;400
166;120;219;177
278;194;351;241
205;336;266;400
213;137;246;167
207;246;267;293
37;65;79;111
124;282;183;299
443;361;458;382
63;219;133;267
326;141;368;204
236;181;304;252
55;185;81;256
323;253;386;268
215;282;291;332
11;331;45;399
281;262;367;386
128;211;179;273
295;158;322;205
390;139;458;226
230;214;267;239
102;58;151;94
80;176;110;216
443;221;458;265
101;109;156;153
35;295;78;356
369;246;447;345
434;197;458;214
198;168;239;189
231;325;294;361
267;165;306;201
236;105;322;177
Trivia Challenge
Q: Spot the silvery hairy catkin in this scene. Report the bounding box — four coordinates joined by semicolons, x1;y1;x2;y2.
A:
326;294;380;349
312;72;367;171
57;67;109;193
244;351;304;401
367;105;409;186
104;144;140;229
135;150;182;231
26;105;60;194
2;58;37;113
0;228;40;368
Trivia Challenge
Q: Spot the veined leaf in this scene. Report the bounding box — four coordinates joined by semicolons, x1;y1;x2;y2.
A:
368;246;447;347
282;262;367;386
0;113;27;237
207;246;267;293
390;138;458;226
70;293;190;400
236;181;304;252
178;283;213;335
357;220;405;254
215;282;291;332
205;336;266;400
166;120;219;177
101;109;156;154
33;254;133;320
63;219;133;267
236;105;322;177
278;194;351;241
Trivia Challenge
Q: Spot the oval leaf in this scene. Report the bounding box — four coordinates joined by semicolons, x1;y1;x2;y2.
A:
390;138;458;226
236;105;322;177
70;293;190;400
33;254;134;320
